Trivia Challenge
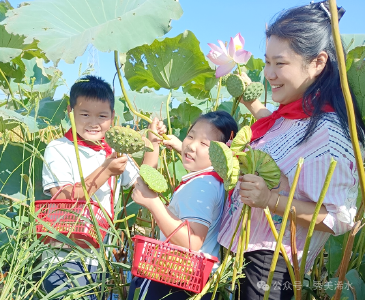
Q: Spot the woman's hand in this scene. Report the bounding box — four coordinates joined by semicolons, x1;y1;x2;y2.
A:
132;177;160;208
163;135;182;153
239;174;275;208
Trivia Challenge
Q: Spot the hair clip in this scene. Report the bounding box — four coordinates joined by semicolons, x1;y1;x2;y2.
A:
318;1;346;22
320;2;331;20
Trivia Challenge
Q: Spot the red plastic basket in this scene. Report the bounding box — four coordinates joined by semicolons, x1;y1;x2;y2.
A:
131;221;219;293
35;185;111;248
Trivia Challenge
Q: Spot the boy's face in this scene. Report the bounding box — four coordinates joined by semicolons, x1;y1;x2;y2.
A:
67;96;114;143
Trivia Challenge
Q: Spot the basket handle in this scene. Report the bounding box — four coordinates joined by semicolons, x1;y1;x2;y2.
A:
163;220;191;250
50;183;76;201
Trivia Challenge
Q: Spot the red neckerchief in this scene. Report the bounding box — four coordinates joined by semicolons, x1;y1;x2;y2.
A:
250;98;335;142
64;128;115;217
174;171;223;192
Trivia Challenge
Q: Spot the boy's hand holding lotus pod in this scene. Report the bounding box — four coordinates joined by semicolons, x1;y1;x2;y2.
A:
209;126;280;191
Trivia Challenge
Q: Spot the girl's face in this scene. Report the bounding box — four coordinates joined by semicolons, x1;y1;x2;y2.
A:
181;120;223;172
264;35;320;105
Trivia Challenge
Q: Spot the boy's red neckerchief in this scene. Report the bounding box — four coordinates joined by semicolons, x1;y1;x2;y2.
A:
64;128;115;216
64;129;112;156
250;98;335;142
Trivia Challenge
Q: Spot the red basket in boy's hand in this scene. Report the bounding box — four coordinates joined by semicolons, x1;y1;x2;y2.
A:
35;184;111;249
131;220;219;293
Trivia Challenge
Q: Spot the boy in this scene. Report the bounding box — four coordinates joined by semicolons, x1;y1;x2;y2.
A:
41;75;139;297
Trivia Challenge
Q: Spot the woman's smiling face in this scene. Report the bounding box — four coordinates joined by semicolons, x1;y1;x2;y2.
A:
264;35;319;105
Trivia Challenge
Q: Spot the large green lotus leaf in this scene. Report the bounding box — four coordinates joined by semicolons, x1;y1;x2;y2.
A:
170;102;202;129
182;71;217;99
0;140;46;201
0;107;39;133
346;46;365;71
325;269;365;300
347;53;365;119
120;90;170;120
125;30;214;91
324;234;344;277
2;0;182;65
29;97;67;128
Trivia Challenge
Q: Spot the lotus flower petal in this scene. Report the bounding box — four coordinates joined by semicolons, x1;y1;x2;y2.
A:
208;43;225;54
207;50;232;65
218;40;228;55
234;49;252;64
216;61;236;78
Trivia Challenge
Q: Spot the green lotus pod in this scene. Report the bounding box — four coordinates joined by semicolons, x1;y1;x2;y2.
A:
230;126;252;154
139;164;168;193
226;74;248;98
233;66;247;75
105;125;153;154
224;156;240;191
209;141;233;181
238;149;280;189
242;82;264;102
221;73;231;86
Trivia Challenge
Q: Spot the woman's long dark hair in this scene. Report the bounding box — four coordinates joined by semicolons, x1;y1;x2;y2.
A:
266;0;365;144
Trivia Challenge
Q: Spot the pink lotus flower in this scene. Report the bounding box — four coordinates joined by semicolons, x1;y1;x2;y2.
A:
207;33;252;78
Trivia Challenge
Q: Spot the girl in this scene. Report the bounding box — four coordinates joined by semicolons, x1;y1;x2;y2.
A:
218;1;365;299
131;111;238;300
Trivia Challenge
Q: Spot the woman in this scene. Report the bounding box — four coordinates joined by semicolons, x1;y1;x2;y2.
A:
218;1;365;299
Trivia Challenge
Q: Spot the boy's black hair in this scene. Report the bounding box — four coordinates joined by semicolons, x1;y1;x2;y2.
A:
189;111;238;143
69;75;114;111
266;0;365;144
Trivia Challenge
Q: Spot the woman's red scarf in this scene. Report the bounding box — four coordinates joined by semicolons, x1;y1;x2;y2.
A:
64;129;112;156
250;98;335;142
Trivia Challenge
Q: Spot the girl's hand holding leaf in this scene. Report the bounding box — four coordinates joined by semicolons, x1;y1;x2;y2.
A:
239;174;275;209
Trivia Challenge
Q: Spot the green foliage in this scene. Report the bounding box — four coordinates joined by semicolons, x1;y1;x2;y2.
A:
125;30;215;92
2;0;183;64
325;234;345;277
342;34;365;52
170;102;202;129
347;46;365;119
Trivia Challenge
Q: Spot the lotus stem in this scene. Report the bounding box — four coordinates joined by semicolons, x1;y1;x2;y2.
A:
263;157;304;300
0;68;14;99
192;255;233;300
329;0;365;211
333;221;363;300
246;206;251;250
114;51;152;124
263;207;296;287
231;204;250;290
290;207;301;300
211;206;245;299
300;158;337;281
355;224;365;271
214;78;222;111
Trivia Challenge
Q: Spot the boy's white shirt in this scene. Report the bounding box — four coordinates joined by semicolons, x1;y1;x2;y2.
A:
42;136;139;265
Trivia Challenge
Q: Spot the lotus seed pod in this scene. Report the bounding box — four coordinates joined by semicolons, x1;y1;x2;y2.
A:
139;164;168;193
224;156;240;191
209;141;233;181
105;125;150;154
221;73;231;86
230;126;252;154
226;74;247;98
238;149;280;189
242;82;264;102
233;66;247;75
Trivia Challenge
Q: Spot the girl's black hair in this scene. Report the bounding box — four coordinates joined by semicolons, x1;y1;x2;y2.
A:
188;110;238;143
266;0;365;144
70;75;114;111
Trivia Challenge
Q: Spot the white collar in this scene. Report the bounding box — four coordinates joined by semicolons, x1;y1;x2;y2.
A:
181;166;214;182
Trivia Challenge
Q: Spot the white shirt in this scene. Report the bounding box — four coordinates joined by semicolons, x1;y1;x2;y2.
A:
41;136;139;265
